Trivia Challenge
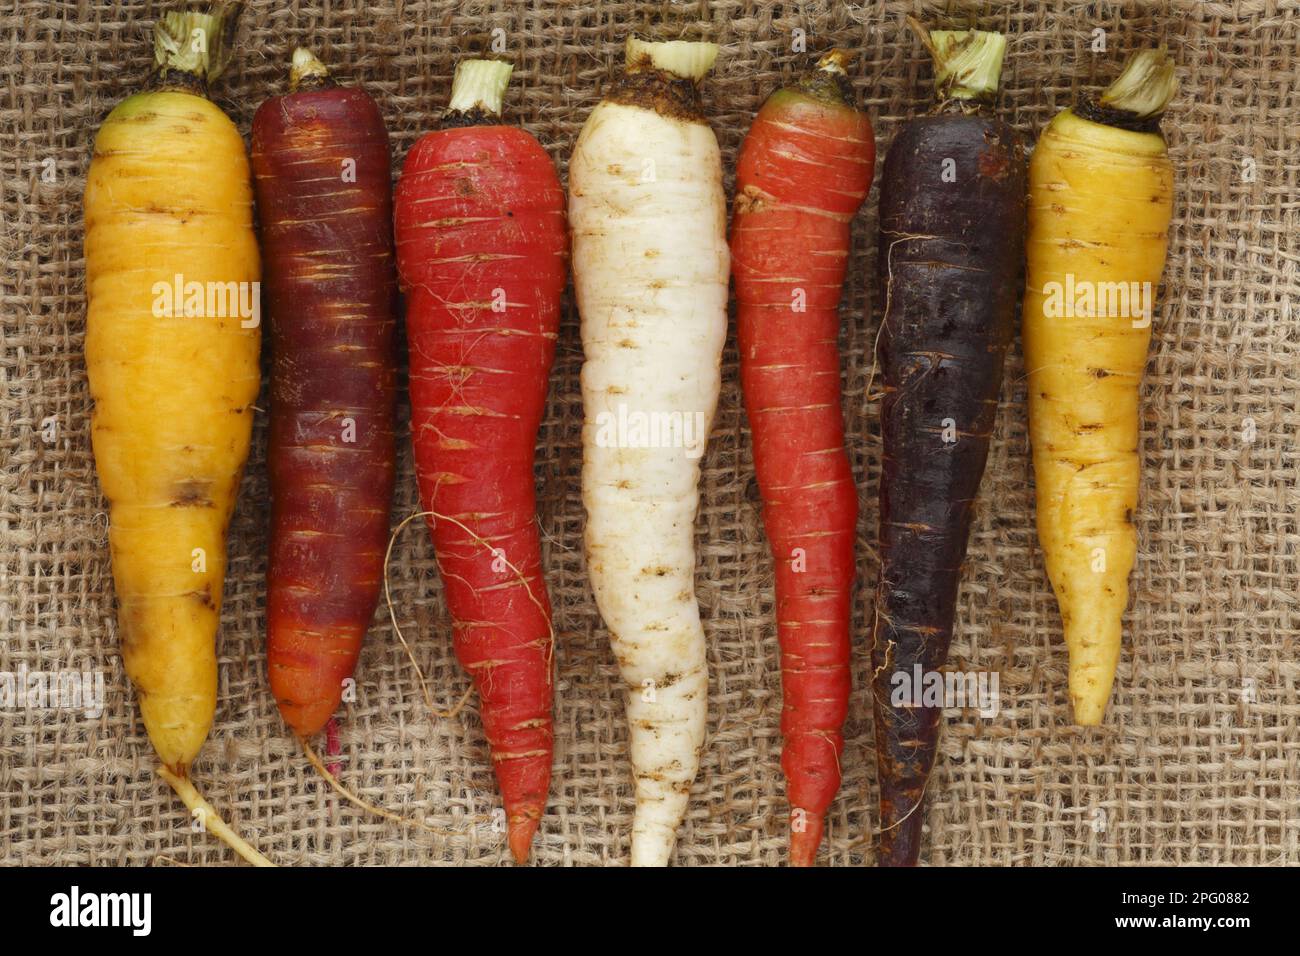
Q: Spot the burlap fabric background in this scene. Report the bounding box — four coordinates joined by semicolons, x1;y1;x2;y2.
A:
2;0;1296;866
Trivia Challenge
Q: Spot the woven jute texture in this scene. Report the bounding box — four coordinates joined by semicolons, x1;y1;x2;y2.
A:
2;0;1297;867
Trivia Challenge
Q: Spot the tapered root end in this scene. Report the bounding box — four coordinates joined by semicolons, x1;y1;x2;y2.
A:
268;625;360;738
1071;696;1108;727
876;809;923;867
278;699;336;739
1066;643;1120;727
629;825;676;867
789;812;824;867
507;805;542;864
270;663;344;738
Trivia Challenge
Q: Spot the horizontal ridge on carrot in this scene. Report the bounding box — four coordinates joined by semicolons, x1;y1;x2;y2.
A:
730;49;874;866
869;20;1026;867
252;47;398;740
1023;49;1178;726
83;1;270;865
393;58;567;863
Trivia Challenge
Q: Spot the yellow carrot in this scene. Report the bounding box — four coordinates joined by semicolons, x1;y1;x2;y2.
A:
1023;49;1178;725
84;3;269;864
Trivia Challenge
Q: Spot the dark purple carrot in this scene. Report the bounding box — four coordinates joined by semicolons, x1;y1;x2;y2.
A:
870;20;1027;866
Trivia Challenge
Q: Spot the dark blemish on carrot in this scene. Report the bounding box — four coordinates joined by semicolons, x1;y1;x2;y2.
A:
170;480;214;508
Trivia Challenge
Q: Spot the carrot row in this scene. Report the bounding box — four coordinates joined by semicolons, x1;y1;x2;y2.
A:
86;3;1177;867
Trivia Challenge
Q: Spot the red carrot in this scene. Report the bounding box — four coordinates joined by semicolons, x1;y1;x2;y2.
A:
393;59;566;863
251;48;398;739
730;50;875;866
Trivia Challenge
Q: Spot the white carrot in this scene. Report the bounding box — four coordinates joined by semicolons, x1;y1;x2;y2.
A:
569;36;728;866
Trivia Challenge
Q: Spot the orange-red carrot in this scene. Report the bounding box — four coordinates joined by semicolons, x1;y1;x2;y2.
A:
252;49;398;739
730;51;875;866
393;60;567;863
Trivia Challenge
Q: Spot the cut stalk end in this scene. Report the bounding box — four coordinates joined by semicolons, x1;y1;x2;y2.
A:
625;37;719;81
1100;47;1178;119
792;48;856;106
157;765;275;867
447;59;513;118
908;17;1006;103
816;48;853;76
289;46;331;92
152;2;243;89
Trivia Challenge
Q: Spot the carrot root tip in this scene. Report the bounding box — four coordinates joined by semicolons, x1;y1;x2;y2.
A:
876;811;923;867
507;807;542;864
789;811;824;867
